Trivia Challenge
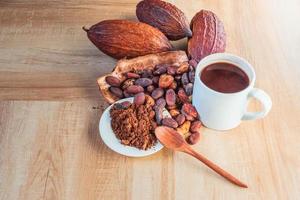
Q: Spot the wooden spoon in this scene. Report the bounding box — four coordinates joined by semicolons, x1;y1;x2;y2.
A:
155;126;248;188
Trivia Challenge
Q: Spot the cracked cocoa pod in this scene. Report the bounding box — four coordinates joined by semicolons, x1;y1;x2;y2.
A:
84;20;172;59
188;10;226;62
136;0;192;40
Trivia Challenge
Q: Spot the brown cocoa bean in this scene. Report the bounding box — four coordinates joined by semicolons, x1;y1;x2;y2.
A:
145;94;155;107
178;88;189;103
181;103;198;118
187;132;200;145
126;85;144;94
134;92;146;105
169;109;180;117
151;88;164;99
167;105;177;110
188;70;195;83
141;69;153;78
155;97;166;108
152;76;159;85
167;66;177;75
159;74;174;88
176;121;191;138
147;85;155;93
162;118;178;128
126;72;140;79
190;120;202;133
135;78;153;87
153;66;167;75
166;89;176;106
176;62;189;74
169;81;177;90
176;114;186;126
184;83;193;96
149;110;155;119
155;106;163;124
123;90;131;98
122;78;135;90
109;86;123;98
105;76;121;87
188;59;198;68
181;72;189;85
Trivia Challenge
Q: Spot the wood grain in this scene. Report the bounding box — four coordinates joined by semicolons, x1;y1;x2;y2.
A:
1;0;300;199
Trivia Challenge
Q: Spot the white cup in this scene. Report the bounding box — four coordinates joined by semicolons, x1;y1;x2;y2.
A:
192;53;272;131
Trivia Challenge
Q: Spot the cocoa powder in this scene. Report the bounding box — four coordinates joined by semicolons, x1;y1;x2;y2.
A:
110;102;157;150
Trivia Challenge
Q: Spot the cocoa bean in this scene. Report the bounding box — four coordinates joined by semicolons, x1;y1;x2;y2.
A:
135;78;153;87
181;72;189;85
190;120;202;133
147;85;155;93
169;81;177;90
153;66;167;75
109;87;123;98
184;83;193;96
145;95;155;107
122;78;135;90
178;88;189;103
181;103;198;118
162;118;178;128
188;69;195;83
176;114;186;126
167;66;177;75
188;59;198;68
134;92;146;105
152;76;159;85
166;89;176;106
174;75;181;81
169;109;180;117
167;105;177;110
105;76;121;87
176;62;189;74
151;88;164;99
155;97;166;108
126;85;144;94
159;74;174;88
126;72;140;79
123;90;131;98
149;110;155;119
187;132;200;145
155;106;163;124
141;69;153;78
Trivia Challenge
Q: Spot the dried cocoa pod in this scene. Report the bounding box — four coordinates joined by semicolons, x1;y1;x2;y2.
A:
188;69;195;83
105;76;121;87
178;88;189;103
156;97;166;108
176;62;189;74
162;118;178;128
135;78;153;87
147;85;155;93
169;109;180;117
126;85;144;94
153;66;167;75
83;20;172;59
181;73;189;85
151;88;164;99
176;114;186;126
169;81;177;90
159;74;174;88
167;66;177;75
184;83;193;96
109;87;123;98
181;103;198;118
121;78;135;90
187;132;200;145
166;89;176;106
126;72;140;79
134;92;146;105
190;120;202;133
136;0;192;40
188;59;198;68
188;10;226;62
145;94;155;107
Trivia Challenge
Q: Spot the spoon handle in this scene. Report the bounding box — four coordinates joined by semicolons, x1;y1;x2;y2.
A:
183;147;248;188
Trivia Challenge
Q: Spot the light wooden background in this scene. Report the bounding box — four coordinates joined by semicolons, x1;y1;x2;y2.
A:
1;0;300;199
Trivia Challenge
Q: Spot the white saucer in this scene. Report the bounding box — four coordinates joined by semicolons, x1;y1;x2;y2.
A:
99;97;164;157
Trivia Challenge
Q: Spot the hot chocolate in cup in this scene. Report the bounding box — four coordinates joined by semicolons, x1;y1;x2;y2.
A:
192;53;272;131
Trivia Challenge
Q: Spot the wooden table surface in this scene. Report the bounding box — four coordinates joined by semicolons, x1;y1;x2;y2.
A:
1;0;300;199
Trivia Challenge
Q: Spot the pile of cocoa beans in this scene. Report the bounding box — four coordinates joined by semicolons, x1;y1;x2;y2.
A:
105;60;201;145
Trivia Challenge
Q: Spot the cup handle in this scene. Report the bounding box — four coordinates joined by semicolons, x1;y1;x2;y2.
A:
242;88;272;120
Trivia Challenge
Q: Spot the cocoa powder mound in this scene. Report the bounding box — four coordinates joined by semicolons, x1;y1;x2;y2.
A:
110;102;157;150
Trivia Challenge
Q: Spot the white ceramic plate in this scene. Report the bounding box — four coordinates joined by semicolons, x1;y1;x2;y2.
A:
99;97;164;157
